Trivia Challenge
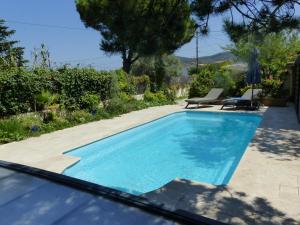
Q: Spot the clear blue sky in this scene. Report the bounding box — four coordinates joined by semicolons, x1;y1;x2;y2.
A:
1;0;294;70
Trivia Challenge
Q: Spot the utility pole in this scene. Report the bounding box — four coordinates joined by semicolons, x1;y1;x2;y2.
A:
196;29;199;72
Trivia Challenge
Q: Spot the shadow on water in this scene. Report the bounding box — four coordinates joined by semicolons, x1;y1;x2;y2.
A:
144;179;298;225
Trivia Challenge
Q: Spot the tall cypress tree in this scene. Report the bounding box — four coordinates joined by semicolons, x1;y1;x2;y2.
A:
0;19;26;68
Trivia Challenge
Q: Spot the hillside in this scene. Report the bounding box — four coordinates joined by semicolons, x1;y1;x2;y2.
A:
177;51;236;67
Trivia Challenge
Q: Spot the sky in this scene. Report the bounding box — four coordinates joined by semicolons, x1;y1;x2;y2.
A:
0;0;284;70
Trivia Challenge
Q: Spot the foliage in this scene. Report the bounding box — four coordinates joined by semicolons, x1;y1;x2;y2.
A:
240;79;283;98
144;91;169;104
227;31;300;80
0;67;113;116
76;0;195;73
0;118;27;143
0;19;27;69
213;69;236;96
191;0;300;39
133;75;150;94
58;67;113;104
105;97;148;115
115;69;135;94
131;54;183;91
188;62;243;97
163;88;176;102
261;79;283;98
32;43;51;69
36;90;58;111
188;66;215;98
0;92;174;144
0;69;43;116
66;110;94;124
80;93;100;111
188;61;231;75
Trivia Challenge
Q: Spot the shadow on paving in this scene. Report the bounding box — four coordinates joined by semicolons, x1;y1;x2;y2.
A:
144;179;298;225
250;106;300;161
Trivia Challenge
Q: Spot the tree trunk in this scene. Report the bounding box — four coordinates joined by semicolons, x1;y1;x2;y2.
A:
122;59;131;74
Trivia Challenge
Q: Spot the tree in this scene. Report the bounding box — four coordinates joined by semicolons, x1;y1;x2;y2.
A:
226;31;300;79
0;19;26;68
191;0;300;40
131;54;183;91
76;0;195;73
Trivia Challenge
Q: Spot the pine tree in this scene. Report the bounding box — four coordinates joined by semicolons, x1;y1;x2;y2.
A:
0;19;26;68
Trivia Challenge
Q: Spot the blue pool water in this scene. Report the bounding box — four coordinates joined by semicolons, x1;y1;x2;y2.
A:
64;112;261;195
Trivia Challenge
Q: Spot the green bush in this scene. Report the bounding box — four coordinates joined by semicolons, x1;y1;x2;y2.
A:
261;79;283;98
58;67;113;104
66;110;94;124
0;67;113;117
0;69;43;116
188;68;214;98
213;69;236;96
80;93;100;111
0;118;27;143
105;98;129;115
115;69;135;94
36;90;58;111
133;75;150;94
163;88;176;102
144;91;169;104
119;92;134;102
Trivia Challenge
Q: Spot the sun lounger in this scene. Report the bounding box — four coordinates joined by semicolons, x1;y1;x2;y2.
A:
221;89;262;110
185;88;224;109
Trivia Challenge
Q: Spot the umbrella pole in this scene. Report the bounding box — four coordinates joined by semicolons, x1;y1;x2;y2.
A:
251;84;254;108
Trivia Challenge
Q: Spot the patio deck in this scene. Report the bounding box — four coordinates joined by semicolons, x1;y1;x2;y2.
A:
0;102;299;224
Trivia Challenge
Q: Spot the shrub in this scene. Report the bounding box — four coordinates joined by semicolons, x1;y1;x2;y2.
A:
105;98;129;115
80;93;100;111
188;69;214;98
213;69;236;97
58;68;113;104
36;90;58;111
144;91;168;104
133;75;150;94
163;88;176;102
261;79;283;98
119;92;134;102
0;69;43;116
66;110;93;124
115;69;135;94
0;67;113;117
0;118;27;143
43;111;57;123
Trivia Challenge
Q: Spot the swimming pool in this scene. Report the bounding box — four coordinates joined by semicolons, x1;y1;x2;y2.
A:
64;111;261;195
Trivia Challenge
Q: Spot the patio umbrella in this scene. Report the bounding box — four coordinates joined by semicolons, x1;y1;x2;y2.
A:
246;48;261;106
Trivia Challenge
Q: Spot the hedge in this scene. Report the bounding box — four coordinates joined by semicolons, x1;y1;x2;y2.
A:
0;68;113;117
